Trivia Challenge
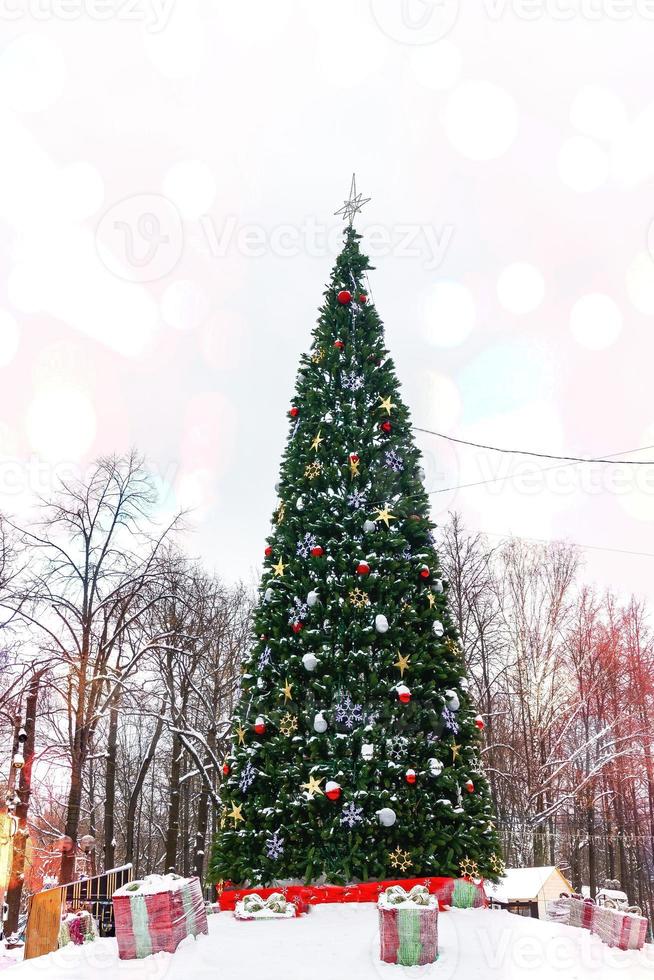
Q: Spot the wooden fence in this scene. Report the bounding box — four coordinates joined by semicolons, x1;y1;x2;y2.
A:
24;864;132;960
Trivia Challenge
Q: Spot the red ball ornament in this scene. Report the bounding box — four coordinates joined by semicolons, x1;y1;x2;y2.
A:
325;780;341;801
292;622;304;634
349;453;360;464
397;684;411;705
265;546;272;557
405;768;417;785
334;340;345;349
420;565;430;580
337;290;352;305
465;779;475;794
359;294;368;303
289;406;299;418
254;717;266;736
222;763;230;777
474;715;485;731
380;421;392;434
356;561;370;575
311;546;324;558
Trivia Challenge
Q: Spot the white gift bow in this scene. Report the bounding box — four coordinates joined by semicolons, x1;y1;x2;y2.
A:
241;892;289;915
384;885;432;906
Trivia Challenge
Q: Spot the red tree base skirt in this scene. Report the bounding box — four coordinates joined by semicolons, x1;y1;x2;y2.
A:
217;876;486;913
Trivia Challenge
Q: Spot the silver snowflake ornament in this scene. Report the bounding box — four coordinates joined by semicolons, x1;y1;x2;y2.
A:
340;802;364;827
258;645;272;670
347;489;367;510
343;372;364;391
296;533;318;558
442;708;460;734
266;830;284;860
239;761;256;794
385;450;404;472
288;596;309;626
335;694;364;730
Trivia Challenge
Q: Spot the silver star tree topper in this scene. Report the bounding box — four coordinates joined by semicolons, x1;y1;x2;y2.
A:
334;173;371;226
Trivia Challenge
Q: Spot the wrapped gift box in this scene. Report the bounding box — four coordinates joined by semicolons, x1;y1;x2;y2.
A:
113;874;208;959
378;885;438;967
591;905;648;951
567;896;595;930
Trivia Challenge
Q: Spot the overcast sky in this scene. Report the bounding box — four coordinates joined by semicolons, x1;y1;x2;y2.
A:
1;1;654;600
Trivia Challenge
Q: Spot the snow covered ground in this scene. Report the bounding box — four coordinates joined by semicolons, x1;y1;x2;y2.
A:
7;905;653;980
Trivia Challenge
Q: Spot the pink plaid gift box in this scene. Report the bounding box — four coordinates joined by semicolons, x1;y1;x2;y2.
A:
591;905;648;951
113;874;208;959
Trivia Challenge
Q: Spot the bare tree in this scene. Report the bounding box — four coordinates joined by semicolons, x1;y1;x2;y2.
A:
2;452;182;882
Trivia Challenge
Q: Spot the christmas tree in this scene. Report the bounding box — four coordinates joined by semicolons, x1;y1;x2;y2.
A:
211;181;502;886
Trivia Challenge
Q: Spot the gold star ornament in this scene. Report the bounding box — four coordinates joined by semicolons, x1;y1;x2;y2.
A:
427;592;436;609
378;395;396;415
373;504;396;528
272;558;286;577
235;724;246;746
301;775;324;799
282;678;293;702
393;653;410;677
451;742;461;762
310;430;324;452
228;803;244;826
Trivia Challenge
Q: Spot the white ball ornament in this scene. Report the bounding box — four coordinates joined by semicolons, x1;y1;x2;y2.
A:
432;620;444;637
302;653;319;672
296;496;305;511
323;412;333;424
363;520;376;534
375;614;389;633
264;587;274;603
313;711;328;733
434;579;444;593
428;758;444;776
459;677;470;692
307;590;319;607
377;807;397;827
361;743;374;761
445;690;460;711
